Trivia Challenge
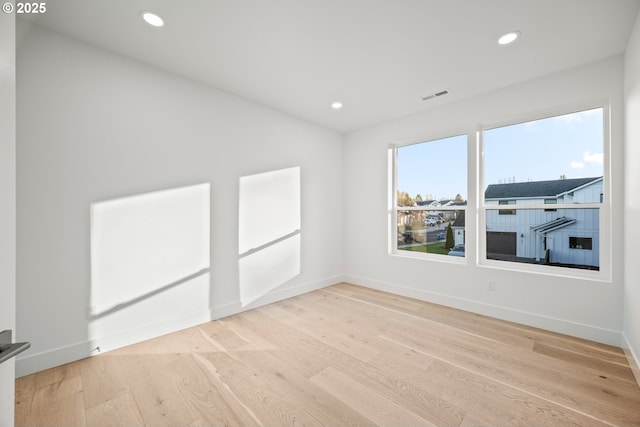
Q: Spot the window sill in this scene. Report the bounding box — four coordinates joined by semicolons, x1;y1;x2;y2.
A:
389;250;468;265
477;258;611;283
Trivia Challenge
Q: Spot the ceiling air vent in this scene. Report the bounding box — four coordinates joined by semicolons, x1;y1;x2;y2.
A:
422;90;449;101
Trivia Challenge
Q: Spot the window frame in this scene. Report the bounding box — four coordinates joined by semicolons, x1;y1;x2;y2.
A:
569;236;593;250
389;132;470;262
388;101;611;281
544;199;558;212
498;200;516;215
478;102;610;280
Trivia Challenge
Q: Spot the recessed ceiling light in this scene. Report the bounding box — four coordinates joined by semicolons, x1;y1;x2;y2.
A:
142;11;164;27
331;101;343;109
498;31;520;45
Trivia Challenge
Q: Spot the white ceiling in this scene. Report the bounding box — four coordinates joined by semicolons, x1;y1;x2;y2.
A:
21;0;640;133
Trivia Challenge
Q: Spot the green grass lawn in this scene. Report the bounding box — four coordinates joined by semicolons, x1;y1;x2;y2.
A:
400;242;450;255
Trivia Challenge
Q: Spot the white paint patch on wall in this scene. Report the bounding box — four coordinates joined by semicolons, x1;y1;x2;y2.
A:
238;167;301;306
90;183;210;341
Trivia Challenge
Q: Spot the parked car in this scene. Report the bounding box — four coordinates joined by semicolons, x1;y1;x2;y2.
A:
448;244;465;257
424;217;438;226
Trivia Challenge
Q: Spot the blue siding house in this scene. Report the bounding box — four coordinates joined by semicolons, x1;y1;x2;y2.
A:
485;177;602;269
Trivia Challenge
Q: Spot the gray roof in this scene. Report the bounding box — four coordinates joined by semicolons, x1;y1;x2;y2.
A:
484;177;601;200
452;210;465;227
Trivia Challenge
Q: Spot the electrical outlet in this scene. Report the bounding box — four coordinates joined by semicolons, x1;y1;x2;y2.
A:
488;281;496;291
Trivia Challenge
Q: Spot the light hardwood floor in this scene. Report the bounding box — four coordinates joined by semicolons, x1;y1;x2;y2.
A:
15;283;640;426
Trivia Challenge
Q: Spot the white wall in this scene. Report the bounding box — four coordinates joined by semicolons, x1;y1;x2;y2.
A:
624;11;640;378
16;24;344;376
0;8;16;427
344;56;625;345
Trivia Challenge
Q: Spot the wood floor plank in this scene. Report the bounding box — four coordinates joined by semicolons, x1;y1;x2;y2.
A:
218;318;280;352
380;329;640;426
185;418;208;427
234;309;330;378
33;362;82;391
244;293;639;427
26;375;86;427
15;283;640;427
376;352;606;427
424;360;608;427
197;316;256;352
14;375;35;427
78;353;129;409
265;297;386;362
229;349;377;427
238;307;467;427
459;414;496;427
321;286;503;346
329;284;625;361
533;341;637;382
117;341;199;427
323;285;536;350
311;366;436;427
193;351;328;427
85;392;144;427
144;326;223;365
165;353;262;427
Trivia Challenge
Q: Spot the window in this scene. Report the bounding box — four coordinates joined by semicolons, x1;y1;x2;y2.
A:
498;200;516;215
569;237;593;250
389;104;608;277
482;107;604;272
544;199;558;212
393;134;467;258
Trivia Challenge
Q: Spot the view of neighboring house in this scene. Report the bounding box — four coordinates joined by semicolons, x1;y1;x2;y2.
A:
417;199;466;221
451;210;466;246
396;199;466;247
484;177;602;269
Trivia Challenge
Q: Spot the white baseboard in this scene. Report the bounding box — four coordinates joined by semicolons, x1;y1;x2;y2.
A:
17;273;624;378
15;309;213;377
344;274;623;347
16;275;345;377
623;333;640;389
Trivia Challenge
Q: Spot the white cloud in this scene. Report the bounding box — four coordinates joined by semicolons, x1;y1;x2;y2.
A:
570;161;585;169
553;113;583;124
552;108;602;124
583;151;603;164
